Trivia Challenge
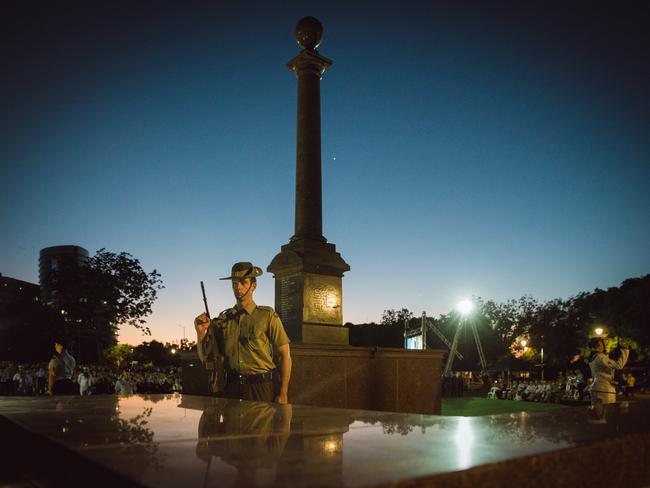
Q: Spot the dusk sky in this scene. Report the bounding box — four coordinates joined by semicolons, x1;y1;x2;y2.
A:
2;1;649;346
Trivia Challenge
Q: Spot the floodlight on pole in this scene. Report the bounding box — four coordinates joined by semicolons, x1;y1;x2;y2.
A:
456;299;474;316
444;298;486;376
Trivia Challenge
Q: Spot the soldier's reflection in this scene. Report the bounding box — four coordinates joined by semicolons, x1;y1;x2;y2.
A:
196;401;292;485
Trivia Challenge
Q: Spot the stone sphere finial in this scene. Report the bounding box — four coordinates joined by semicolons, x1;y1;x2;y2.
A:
294;17;323;50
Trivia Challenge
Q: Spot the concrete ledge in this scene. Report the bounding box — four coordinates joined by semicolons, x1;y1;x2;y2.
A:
405;430;650;488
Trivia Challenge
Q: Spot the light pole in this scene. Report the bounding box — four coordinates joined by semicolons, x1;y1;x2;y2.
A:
444;299;485;376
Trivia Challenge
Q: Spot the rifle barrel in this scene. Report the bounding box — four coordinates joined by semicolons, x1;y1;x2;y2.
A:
200;281;211;318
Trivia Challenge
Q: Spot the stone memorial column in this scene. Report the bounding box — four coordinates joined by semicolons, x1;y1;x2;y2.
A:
268;17;350;344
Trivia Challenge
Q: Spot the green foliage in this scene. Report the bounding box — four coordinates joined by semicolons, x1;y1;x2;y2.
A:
45;248;164;337
381;308;413;326
36;248;164;363
418;274;650;371
178;337;196;351
83;249;164;335
104;343;135;367
132;340;179;366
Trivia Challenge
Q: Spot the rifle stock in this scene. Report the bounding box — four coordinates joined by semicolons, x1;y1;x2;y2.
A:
199;280;224;394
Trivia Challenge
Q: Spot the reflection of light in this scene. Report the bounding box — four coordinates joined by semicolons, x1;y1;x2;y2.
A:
324;441;337;452
456;300;473;316
595;327;603;336
321;437;341;455
454;417;474;469
326;294;337;308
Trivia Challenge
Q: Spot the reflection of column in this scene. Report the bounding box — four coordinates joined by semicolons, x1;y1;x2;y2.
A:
276;414;349;486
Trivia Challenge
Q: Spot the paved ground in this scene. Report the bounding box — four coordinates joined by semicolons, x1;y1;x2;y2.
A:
442;397;571;416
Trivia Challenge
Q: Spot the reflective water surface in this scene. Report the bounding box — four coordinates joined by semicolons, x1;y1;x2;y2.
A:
2;394;649;487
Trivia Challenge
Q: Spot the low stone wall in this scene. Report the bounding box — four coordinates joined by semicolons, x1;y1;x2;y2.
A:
290;344;444;414
181;346;445;414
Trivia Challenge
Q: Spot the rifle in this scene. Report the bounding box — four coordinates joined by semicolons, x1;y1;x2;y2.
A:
200;281;211;318
199;281;225;394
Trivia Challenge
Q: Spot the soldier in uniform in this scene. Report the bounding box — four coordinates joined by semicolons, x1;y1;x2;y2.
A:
194;262;291;403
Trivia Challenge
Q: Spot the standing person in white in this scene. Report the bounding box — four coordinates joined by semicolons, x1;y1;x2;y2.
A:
588;337;629;421
77;368;93;395
114;372;136;395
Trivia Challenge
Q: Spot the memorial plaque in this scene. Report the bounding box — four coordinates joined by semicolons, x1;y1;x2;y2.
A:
275;272;303;341
303;273;342;325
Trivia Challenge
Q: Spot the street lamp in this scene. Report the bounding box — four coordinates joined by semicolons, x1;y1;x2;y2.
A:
456;299;474;316
594;327;604;336
171;348;177;355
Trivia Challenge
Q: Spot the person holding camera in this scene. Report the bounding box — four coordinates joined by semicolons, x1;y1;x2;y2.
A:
587;337;629;421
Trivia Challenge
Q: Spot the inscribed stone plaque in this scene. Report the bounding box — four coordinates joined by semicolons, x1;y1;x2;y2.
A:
275;273;303;341
303;273;343;325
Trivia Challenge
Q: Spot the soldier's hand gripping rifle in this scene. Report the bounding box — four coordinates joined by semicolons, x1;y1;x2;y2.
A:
200;281;225;394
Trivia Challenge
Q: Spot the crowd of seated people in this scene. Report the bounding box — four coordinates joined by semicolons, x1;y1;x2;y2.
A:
487;374;592;403
0;361;182;396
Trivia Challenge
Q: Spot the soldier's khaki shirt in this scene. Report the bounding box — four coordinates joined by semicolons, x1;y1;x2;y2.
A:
197;301;290;374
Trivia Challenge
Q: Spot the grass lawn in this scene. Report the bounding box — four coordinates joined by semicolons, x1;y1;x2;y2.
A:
442;397;571;416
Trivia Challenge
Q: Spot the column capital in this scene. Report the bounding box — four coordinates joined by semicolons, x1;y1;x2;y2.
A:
287;50;333;79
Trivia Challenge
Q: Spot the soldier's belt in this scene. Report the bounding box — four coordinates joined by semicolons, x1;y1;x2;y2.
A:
226;370;276;385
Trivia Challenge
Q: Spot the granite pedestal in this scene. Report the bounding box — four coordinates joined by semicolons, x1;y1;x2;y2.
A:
181;346;446;415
